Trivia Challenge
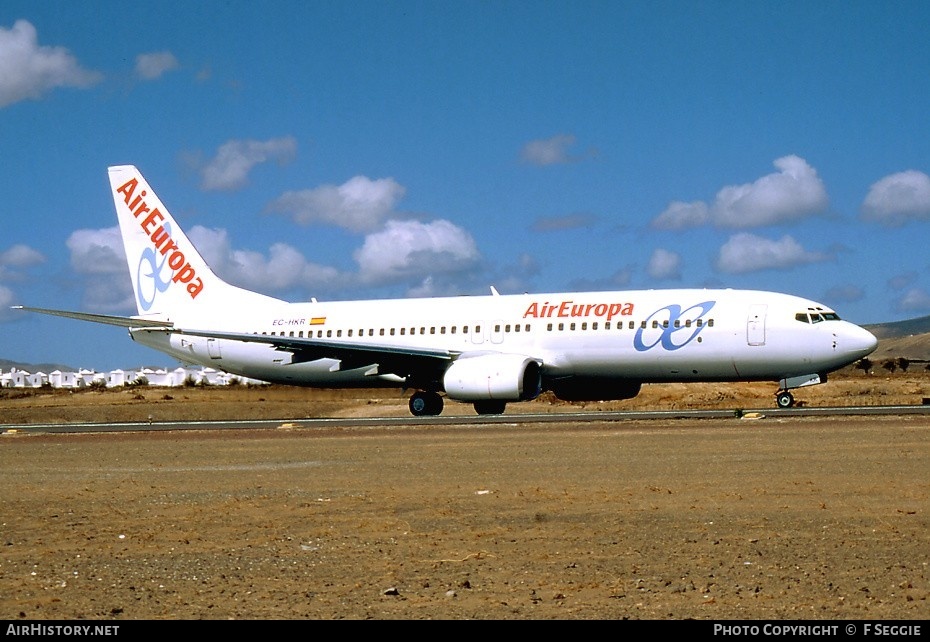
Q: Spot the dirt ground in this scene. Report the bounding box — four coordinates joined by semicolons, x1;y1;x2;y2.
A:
1;365;928;425
1;369;928;620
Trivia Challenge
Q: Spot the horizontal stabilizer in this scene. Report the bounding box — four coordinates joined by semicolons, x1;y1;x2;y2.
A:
12;306;174;329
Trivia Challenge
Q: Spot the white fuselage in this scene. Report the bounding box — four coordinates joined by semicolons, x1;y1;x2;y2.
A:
130;288;877;391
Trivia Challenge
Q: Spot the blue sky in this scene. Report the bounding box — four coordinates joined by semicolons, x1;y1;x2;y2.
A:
2;1;929;371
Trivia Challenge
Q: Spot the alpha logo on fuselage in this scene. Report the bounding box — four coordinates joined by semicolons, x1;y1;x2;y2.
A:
633;301;716;351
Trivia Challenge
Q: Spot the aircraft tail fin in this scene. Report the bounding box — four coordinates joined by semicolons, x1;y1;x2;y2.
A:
108;165;282;320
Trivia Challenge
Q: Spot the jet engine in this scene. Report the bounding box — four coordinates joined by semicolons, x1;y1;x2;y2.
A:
443;354;542;401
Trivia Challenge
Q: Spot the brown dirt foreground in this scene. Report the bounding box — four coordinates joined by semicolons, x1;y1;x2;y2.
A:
1;371;929;621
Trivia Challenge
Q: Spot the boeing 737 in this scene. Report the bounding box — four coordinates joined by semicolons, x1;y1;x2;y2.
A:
15;165;878;415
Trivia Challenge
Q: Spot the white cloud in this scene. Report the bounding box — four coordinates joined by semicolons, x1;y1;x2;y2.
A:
715;233;829;274
888;272;919;291
135;51;179;80
895;287;930;313
647;248;681;280
354;219;480;285
65;227;133;312
0;20;101;107
712;156;829;227
861;170;930;226
200;137;297;191
520;134;577;166
824;284;864;304
651;201;709;231
66;228;126;275
652;155;829;230
268;176;406;232
0;244;45;267
187;226;341;293
0;243;45;285
0;285;15;321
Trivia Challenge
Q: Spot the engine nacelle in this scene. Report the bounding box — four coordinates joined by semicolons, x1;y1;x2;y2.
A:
443;354;542;402
548;377;642;402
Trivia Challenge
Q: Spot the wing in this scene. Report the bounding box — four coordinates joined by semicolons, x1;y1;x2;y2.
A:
15;305;455;381
136;326;457;380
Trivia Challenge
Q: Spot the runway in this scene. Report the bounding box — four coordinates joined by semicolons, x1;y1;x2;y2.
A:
4;403;930;434
2;407;928;619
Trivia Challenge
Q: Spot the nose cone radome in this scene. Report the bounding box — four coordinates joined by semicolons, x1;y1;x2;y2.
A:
846;323;879;360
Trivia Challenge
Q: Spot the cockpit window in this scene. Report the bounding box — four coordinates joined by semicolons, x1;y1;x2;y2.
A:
795;309;842;324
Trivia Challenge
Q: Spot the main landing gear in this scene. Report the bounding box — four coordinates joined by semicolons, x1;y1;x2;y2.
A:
775;390;795;409
409;391;443;416
407;392;508;417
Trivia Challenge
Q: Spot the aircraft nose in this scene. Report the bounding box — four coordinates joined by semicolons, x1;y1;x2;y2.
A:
844;323;878;359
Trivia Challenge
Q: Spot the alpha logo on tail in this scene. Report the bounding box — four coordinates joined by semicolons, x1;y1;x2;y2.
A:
114;177;205;307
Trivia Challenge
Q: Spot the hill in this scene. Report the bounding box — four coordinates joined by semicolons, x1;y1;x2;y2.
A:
865;315;930;362
865;313;930;339
0;358;77;374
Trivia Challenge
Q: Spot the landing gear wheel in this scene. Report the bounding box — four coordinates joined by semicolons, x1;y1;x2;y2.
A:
775;391;794;409
473;400;507;415
409;391;443;416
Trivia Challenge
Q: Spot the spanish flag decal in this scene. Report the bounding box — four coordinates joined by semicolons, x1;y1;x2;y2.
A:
309;317;326;326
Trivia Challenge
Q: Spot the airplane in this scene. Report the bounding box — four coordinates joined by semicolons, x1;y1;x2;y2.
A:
15;165;878;416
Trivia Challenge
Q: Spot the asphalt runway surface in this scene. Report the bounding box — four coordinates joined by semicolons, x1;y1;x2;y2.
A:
1;412;928;620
